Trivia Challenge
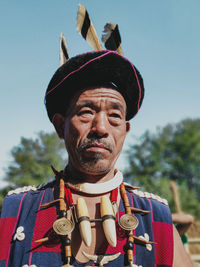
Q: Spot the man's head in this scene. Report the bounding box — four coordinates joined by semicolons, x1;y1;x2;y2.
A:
45;50;144;178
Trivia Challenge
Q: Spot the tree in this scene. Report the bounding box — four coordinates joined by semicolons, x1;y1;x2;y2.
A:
4;131;66;188
125;118;200;218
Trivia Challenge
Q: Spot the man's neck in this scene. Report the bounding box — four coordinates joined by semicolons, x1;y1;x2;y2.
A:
64;164;115;185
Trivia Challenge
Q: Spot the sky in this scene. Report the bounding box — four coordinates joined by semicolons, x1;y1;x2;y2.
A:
0;0;200;187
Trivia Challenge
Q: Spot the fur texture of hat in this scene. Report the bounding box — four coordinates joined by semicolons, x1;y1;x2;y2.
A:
45;50;144;121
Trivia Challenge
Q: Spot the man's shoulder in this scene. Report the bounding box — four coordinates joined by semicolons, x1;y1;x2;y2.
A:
6;178;56;197
132;189;168;206
1;179;56;218
124;183;172;224
7;185;38;196
124;182;168;206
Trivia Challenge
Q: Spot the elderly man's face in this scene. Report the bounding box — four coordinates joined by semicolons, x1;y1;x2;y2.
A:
54;87;130;176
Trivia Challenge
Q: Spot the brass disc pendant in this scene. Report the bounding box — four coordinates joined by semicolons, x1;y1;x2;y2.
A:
53;217;74;236
119;214;139;231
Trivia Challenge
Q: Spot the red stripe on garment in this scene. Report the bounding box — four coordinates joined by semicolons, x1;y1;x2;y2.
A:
0;217;17;260
31;207;61;253
28;190;45;264
153;221;173;266
64;186;73;207
111;187;118;203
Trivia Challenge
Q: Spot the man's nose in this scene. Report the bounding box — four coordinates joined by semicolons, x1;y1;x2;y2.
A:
90;113;109;138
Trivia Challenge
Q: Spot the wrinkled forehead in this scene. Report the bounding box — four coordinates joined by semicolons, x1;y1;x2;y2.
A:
66;86;127;116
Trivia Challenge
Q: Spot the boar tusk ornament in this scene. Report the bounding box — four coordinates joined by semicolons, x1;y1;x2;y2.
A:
100;195;117;247
76;197;92;247
82;251;121;267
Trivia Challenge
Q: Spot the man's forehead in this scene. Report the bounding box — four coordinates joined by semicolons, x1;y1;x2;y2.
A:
71;87;127;109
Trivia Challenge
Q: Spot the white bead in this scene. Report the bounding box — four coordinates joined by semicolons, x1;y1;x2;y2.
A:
16;226;24;233
146;243;152;251
138;191;144;197
144;192;151;198
22;265;36;267
16;232;25;241
14;226;25;241
144;233;149;240
7;190;14;196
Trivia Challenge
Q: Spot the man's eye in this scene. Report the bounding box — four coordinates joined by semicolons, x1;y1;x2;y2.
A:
78;110;93;116
110;113;121;118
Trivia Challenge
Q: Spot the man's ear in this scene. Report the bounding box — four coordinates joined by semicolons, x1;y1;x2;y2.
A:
52;113;65;139
126;121;130;133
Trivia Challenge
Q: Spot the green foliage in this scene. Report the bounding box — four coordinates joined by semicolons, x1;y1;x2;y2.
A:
0;186;13;210
125;118;200;219
4;131;66;188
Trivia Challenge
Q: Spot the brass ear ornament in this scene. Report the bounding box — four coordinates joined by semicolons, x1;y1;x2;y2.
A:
53;216;75;236
119;214;139;231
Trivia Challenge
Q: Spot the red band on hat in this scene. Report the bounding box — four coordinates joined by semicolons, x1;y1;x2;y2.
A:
46;50;142;118
46;51;142;114
46;51;112;97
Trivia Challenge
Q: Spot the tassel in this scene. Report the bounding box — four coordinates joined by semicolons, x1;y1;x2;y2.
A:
76;4;102;51
102;23;123;55
60;32;69;66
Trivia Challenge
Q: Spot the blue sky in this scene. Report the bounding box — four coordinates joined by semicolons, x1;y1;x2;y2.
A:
0;0;200;186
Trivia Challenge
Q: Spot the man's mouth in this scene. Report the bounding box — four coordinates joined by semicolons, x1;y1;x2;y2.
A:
78;139;113;155
85;143;111;153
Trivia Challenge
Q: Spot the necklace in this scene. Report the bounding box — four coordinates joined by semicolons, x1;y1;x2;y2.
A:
66;170;123;194
37;166;154;267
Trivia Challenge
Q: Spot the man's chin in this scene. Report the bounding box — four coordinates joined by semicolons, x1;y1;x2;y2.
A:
82;152;104;161
80;160;112;176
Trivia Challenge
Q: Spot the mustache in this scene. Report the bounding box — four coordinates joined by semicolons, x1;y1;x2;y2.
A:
78;138;113;153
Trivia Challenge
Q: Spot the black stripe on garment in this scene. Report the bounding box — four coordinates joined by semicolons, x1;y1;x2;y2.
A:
81;10;90;39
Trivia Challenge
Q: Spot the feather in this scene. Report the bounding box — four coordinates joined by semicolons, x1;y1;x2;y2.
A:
102;22;123;55
76;4;102;51
60;32;69;66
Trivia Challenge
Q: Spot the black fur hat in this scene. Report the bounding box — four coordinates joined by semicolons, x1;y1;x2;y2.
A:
45;50;144;121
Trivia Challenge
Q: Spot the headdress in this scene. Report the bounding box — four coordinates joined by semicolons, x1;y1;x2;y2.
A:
45;4;144;122
45;50;144;121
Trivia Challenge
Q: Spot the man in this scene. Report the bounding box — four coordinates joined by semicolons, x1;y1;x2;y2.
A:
0;50;192;266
